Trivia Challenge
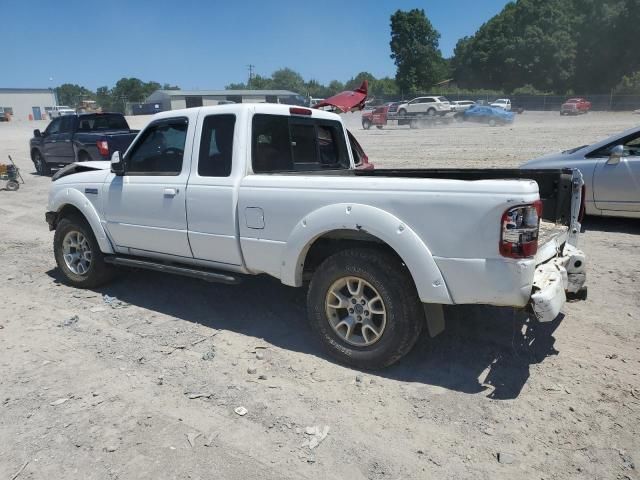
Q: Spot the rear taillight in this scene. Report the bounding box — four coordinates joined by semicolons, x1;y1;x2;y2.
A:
96;140;109;157
500;201;542;258
289;107;312;116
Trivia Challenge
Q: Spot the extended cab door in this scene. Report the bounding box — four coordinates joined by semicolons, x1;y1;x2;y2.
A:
103;115;194;258
42;117;62;163
185;111;243;265
56;116;77;164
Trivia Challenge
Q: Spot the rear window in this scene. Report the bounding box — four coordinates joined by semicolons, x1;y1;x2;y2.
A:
77;114;128;131
252;114;349;173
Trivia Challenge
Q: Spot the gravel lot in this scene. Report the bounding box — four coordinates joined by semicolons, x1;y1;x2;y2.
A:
1;111;639;480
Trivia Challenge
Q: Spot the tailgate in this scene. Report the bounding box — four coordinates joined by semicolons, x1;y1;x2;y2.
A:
106;131;139;154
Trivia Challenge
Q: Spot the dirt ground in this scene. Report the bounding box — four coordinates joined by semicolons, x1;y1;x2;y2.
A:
1;111;639;480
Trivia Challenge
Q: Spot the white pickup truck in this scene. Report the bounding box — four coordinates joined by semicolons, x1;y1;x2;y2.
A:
46;103;587;368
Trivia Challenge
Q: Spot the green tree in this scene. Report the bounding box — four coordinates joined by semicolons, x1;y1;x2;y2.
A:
270;68;305;93
327;80;345;95
451;0;639;93
162;83;180;90
96;86;113;111
614;71;640;94
55;84;95;107
389;9;446;93
345;72;377;91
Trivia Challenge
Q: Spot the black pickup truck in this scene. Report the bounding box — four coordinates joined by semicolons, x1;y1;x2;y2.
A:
30;113;139;175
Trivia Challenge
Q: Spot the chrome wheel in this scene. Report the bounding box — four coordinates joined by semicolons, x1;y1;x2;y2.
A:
62;230;92;275
325;276;387;347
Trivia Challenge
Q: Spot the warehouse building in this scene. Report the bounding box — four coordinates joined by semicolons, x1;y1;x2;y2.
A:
143;89;305;113
0;88;57;120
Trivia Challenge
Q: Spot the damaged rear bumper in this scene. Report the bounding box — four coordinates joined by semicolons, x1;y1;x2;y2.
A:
530;243;586;322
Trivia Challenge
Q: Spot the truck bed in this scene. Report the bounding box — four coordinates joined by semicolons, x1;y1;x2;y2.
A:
355;168;576;226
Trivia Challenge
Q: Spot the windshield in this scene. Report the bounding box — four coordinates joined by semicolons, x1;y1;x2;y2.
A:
562;144;589;154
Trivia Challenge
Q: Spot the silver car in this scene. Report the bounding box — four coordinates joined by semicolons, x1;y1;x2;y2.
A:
522;126;640;218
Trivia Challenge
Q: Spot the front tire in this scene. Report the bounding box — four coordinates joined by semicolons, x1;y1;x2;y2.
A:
33;150;50;176
307;248;424;369
362;119;371;130
54;216;115;288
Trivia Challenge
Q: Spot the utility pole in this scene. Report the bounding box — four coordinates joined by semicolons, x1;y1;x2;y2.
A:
247;64;255;89
120;95;128;114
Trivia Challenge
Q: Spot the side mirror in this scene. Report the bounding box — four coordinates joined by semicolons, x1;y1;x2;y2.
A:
34;129;42;138
110;151;125;175
607;144;624;165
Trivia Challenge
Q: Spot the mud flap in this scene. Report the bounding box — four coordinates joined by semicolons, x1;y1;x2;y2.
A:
423;303;445;337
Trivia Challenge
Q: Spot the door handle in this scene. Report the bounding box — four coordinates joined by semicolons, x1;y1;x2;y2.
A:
163;188;178;197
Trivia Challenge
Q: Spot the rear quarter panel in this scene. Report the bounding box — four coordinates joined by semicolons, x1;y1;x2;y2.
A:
238;174;541;305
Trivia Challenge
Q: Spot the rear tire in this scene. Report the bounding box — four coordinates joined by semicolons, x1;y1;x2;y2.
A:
307;248;424;369
362;119;371;130
427;108;436;117
77;151;91;162
398;108;407;117
54;216;115;288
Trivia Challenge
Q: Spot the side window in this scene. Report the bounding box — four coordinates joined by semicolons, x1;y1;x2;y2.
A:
252;114;292;172
59;116;75;134
624;133;640;156
126;118;187;175
591;132;640;158
252;114;349;173
198;114;235;177
46;118;61;135
424;98;435;103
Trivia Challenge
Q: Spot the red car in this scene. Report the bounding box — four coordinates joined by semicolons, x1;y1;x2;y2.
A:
560;97;591;115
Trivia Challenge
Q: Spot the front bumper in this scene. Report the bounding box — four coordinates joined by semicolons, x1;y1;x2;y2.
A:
530;243;586;322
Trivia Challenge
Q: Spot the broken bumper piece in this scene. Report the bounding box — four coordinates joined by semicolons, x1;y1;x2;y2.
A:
530;244;586;322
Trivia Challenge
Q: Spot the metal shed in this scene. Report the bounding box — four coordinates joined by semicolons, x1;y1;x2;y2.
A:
0;88;57;121
144;89;305;112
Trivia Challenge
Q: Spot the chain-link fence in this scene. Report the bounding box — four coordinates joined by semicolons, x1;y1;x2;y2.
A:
376;93;640;111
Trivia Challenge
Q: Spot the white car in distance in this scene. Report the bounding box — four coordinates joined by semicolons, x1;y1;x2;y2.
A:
397;96;451;117
450;100;476;112
49;106;77;118
490;99;512;111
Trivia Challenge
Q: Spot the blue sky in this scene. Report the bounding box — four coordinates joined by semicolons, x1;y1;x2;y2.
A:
1;0;509;90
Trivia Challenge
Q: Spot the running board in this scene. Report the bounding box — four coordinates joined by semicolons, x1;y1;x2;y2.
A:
104;256;241;284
